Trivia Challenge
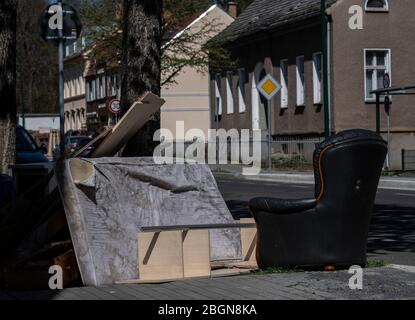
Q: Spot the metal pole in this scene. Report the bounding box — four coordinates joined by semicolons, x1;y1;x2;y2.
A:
386;113;391;172
18;53;26;129
58;0;65;159
376;93;380;133
268;101;272;171
321;0;331;139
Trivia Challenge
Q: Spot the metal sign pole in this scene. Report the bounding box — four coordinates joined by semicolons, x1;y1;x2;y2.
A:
39;1;82;159
268;101;272;171
256;74;281;172
386;113;391;171
58;0;65;160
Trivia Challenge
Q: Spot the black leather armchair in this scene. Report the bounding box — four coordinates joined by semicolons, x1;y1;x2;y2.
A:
249;129;388;268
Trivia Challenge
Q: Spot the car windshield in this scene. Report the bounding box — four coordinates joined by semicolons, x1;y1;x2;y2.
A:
16;126;38;152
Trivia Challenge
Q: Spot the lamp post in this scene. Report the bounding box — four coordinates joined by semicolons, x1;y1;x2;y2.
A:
58;0;65;159
321;0;331;139
39;0;82;159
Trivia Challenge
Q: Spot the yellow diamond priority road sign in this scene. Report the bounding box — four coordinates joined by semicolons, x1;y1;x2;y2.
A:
257;74;281;100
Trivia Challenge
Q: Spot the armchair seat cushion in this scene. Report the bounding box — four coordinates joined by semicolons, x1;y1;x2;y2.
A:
249;197;317;215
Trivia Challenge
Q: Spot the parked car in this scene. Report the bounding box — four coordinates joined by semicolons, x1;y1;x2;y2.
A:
71;137;96;157
53;136;96;159
16;125;49;164
66;136;90;154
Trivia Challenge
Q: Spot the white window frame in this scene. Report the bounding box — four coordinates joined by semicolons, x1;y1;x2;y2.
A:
313;52;323;105
280;59;289;109
238;69;246;113
215;75;222;116
364;48;391;102
80;76;85;95
91;79;96;101
365;0;389;12
296;56;305;107
226;73;234;114
96;75;106;99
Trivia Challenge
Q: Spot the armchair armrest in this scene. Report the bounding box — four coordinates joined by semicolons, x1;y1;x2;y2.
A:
249;197;317;215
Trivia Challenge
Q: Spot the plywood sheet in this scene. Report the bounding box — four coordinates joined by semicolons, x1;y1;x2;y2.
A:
138;231;184;281
182;230;211;278
240;218;257;264
92;92;165;158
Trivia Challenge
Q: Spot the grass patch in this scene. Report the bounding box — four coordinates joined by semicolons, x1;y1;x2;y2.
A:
272;155;312;171
251;260;385;275
365;259;386;268
254;266;304;275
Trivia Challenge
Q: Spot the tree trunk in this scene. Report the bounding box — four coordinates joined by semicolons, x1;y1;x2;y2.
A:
121;0;162;157
0;1;17;175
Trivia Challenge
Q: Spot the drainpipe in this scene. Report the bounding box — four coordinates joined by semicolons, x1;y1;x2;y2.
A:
321;0;331;138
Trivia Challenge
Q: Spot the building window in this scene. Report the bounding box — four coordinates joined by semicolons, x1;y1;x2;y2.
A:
364;49;391;101
107;74;118;97
112;74;118;96
365;0;389;12
238;69;246;113
68;80;72;98
280;60;289;108
80;76;85;95
215;75;222;116
296;56;305;106
96;75;106;99
313;53;322;104
226;73;234;114
87;79;96;102
74;79;78;96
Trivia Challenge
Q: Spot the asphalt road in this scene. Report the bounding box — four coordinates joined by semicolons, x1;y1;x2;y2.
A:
215;176;415;266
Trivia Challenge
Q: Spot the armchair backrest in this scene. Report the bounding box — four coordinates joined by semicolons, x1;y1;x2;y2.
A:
313;129;387;213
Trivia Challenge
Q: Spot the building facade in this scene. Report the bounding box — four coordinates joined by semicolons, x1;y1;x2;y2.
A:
85;66;120;132
64;37;88;133
210;0;415;169
161;4;234;140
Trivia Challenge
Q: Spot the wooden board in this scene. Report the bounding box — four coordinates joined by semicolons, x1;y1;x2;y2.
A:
182;230;211;278
91;92;165;158
211;268;252;278
240;218;257;265
138;231;184;281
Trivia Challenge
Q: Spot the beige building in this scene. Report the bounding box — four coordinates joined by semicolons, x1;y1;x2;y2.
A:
161;4;235;141
64;38;89;133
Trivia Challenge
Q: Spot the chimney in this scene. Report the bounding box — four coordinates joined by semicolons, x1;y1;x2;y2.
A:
227;1;238;18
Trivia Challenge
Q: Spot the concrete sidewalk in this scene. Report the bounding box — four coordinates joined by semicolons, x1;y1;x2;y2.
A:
211;165;415;191
1;265;415;300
